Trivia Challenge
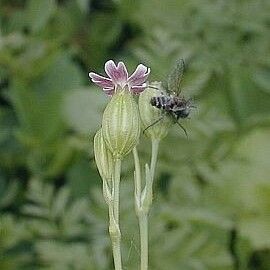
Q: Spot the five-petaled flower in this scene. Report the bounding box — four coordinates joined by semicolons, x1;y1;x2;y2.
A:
89;60;150;96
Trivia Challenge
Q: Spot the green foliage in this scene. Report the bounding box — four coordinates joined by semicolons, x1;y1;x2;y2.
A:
1;0;270;269
26;0;56;33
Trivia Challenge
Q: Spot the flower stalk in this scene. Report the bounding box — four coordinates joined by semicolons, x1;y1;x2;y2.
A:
150;139;159;183
94;130;123;270
109;158;122;270
101;158;123;270
91;60;151;270
113;159;121;224
133;139;160;270
139;213;148;270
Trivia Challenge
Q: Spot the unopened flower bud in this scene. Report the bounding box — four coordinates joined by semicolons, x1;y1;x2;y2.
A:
102;90;140;159
139;82;172;140
94;129;114;182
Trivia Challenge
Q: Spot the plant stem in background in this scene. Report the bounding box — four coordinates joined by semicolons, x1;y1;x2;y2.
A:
133;139;160;270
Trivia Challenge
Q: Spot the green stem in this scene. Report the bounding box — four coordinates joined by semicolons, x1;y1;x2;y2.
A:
133;147;141;200
109;159;122;270
108;210;122;270
139;213;148;270
150;139;160;184
133;140;160;270
111;230;122;270
114;159;121;224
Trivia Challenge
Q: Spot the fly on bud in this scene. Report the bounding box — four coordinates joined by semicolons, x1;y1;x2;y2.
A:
144;59;195;138
139;82;173;140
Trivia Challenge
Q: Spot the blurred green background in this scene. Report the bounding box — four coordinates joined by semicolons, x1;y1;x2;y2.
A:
0;0;270;269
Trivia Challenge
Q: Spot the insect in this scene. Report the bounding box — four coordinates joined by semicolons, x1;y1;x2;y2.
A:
145;59;194;137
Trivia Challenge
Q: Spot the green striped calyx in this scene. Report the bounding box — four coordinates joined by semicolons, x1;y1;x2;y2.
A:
102;90;140;160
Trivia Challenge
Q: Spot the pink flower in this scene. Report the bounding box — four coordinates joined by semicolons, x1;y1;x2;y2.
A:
89;60;150;96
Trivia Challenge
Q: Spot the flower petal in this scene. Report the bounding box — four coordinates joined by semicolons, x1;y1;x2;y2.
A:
128;64;150;86
131;84;147;94
117;62;128;82
89;72;114;88
105;60;128;85
104;60;117;76
105;60;128;87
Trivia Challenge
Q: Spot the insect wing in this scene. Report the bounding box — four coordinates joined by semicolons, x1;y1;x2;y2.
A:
161;80;169;94
167;59;185;95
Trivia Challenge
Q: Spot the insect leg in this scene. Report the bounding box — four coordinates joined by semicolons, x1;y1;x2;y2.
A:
147;85;159;90
176;121;188;139
143;115;165;134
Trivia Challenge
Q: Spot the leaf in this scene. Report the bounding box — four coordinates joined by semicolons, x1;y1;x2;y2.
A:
0;180;19;209
35;241;95;269
10;80;65;145
67;158;100;198
63;198;89;225
22;205;50;219
26;0;56;33
33;53;84;94
62;88;107;135
253;67;270;94
51;187;70;219
239;217;270;250
228;65;270;127
76;0;89;13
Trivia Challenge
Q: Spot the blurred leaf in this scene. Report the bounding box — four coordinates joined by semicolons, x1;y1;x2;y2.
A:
228;65;270;127
0;180;19;209
0;215;32;270
26;0;56;33
253;67;270;94
19;178;103;269
236;129;270;249
33;52;84;94
63;87;107;135
76;0;89;13
80;13;122;67
36;241;95;270
67;158;100;198
11;81;64;143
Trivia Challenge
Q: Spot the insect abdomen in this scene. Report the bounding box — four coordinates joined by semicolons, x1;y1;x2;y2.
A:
150;96;168;109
